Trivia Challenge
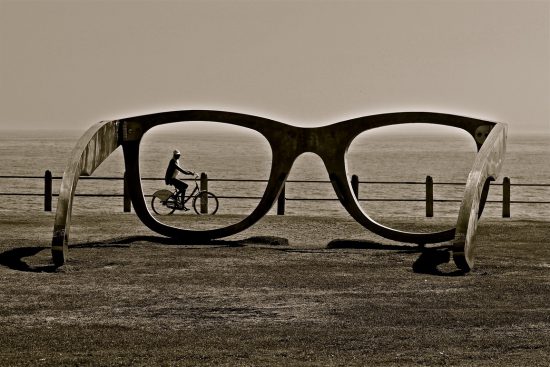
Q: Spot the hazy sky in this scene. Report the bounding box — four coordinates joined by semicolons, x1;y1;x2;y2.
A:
1;0;549;134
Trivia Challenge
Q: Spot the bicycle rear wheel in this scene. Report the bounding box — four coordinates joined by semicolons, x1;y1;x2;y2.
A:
193;191;219;215
151;190;177;215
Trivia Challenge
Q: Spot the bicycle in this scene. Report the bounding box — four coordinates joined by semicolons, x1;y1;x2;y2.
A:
151;174;219;216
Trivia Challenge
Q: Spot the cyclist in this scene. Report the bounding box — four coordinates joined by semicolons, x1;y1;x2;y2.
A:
165;150;194;210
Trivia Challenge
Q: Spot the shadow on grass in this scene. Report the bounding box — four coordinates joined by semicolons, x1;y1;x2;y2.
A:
327;239;420;252
327;239;466;276
72;235;289;248
0;237;464;276
0;236;289;273
0;246;58;273
412;248;466;276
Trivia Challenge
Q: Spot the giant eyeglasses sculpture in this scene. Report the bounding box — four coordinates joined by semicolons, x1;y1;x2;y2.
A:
52;111;507;271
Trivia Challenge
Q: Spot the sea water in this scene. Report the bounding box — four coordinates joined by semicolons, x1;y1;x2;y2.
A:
0;127;548;220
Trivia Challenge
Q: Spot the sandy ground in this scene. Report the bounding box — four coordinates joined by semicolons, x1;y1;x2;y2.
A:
0;212;549;366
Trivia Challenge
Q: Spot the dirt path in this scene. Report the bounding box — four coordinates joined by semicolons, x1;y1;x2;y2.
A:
0;213;548;366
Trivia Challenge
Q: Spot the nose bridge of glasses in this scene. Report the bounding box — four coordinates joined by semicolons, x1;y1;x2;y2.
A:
297;125;349;156
269;125;348;188
293;126;350;195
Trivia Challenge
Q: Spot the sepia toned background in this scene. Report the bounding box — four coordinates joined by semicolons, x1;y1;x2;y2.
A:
1;3;549;365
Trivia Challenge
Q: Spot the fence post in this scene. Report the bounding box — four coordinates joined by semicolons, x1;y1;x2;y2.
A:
351;174;359;199
503;177;510;218
44;170;52;212
426;175;433;217
200;172;208;214
123;172;131;212
277;183;285;215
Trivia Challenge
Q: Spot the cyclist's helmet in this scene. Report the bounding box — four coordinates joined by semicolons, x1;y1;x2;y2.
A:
173;150;181;157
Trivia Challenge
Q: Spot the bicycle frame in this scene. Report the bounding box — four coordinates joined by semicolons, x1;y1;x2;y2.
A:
172;179;199;208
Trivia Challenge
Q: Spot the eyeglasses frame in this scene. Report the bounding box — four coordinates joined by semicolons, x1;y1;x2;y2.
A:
52;110;507;272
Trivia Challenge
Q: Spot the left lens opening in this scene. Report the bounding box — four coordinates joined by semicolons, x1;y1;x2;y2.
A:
139;121;272;231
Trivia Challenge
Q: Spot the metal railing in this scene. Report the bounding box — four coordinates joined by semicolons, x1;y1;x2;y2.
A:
0;171;549;217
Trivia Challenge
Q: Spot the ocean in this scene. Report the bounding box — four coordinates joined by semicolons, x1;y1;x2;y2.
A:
0;124;548;224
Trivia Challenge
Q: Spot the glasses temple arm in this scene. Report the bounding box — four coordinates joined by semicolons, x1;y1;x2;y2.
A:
51;120;120;266
452;122;507;272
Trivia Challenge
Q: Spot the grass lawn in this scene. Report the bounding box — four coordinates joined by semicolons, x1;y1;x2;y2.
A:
0;213;548;366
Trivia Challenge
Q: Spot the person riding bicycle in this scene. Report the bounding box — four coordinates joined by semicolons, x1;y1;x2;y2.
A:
165;150;194;210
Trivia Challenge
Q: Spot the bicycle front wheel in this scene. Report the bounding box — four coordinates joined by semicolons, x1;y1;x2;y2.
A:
192;191;219;215
151;192;177;216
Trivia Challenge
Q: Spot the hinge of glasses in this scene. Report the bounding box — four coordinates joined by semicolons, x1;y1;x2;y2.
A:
474;125;493;145
121;121;144;142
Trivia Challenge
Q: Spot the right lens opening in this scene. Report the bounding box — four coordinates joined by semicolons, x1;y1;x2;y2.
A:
346;123;477;232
